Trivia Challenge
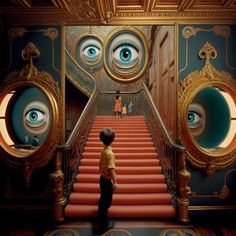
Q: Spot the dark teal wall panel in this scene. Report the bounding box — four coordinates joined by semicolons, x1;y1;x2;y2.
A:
178;25;236;81
0;25;62;205
0;25;61;86
178;24;236;207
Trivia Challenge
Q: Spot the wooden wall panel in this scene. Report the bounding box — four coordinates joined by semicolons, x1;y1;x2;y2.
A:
148;26;176;140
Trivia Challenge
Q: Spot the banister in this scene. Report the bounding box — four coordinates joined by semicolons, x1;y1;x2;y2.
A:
57;88;97;150
142;81;185;152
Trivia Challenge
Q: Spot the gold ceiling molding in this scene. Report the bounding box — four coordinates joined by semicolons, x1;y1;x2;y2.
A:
0;0;236;24
178;42;236;176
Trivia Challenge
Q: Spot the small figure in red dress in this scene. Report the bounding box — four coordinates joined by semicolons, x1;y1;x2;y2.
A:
113;91;122;117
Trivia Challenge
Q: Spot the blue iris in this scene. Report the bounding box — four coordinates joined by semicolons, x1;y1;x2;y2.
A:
25;108;46;126
120;47;132;61
113;43;139;67
83;45;100;60
188;110;201;127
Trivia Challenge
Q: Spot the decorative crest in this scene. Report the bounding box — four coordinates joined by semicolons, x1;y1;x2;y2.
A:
21;42;40;78
199;42;217;79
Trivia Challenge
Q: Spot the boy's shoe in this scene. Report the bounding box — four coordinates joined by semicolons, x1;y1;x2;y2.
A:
106;220;114;230
99;220;115;232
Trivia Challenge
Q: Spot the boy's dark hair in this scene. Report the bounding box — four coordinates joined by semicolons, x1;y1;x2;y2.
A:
99;128;115;146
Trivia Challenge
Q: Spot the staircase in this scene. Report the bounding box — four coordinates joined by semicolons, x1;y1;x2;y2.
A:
65;115;176;218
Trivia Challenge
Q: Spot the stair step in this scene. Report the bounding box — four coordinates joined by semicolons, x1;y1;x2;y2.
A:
79;166;162;175
82;152;158;159
80;159;160;167
73;183;168;193
65;204;176;218
92;124;148;129
83;146;156;153
85;141;154;147
65;115;175;219
77;174;165;183
90;130;149;135
86;137;153;142
94;116;145;122
88;133;151;138
69;192;172;205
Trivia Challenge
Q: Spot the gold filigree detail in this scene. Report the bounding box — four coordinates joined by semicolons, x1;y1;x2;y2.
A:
8;27;27;40
206;161;217;176
182;26;200;39
182;25;231;39
43;27;58;40
212;25;230;38
21;42;40;78
218;185;230;199
198;42;217;79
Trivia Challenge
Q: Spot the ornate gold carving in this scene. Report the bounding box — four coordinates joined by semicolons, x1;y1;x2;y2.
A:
182;25;231;39
177;152;191;223
21;42;40;78
43;27;58;40
50;167;66;222
182;26;199;39
178;42;236;175
219;185;230;199
198;42;217;79
8;27;27;40
2;1;236;24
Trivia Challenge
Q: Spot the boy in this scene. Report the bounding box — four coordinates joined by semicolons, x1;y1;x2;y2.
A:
97;128;117;230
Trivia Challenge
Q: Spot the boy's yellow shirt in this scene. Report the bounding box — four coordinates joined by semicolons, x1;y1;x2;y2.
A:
99;146;116;179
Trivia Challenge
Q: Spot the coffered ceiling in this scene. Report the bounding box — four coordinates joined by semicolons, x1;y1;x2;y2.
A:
0;0;236;25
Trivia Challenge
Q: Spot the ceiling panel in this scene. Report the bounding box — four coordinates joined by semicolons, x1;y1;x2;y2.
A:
0;0;235;24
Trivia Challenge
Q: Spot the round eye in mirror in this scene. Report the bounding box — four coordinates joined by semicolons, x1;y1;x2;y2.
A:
188;87;231;150
0;82;60;164
23;102;50;133
187;103;206;136
75;34;103;72
104;26;149;83
2;87;52;155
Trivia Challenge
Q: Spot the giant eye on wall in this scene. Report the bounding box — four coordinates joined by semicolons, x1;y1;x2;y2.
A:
103;26;149;83
0;76;60;166
188;87;231;149
9;87;51;147
187;103;206;137
75;34;104;72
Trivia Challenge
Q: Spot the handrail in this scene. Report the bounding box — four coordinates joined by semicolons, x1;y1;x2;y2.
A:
57;88;97;150
142;81;186;152
65;48;96;81
141;81;190;223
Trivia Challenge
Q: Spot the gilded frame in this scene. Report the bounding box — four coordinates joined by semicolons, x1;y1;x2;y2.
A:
178;42;236;175
103;26;149;84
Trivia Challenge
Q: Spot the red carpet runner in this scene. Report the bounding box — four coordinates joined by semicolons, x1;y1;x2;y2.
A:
65;115;176;218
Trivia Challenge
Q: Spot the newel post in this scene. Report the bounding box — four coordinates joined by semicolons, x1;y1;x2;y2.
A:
50;150;67;222
176;151;191;223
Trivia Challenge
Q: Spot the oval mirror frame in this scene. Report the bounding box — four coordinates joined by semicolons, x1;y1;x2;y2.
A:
0;68;61;169
103;26;149;84
178;42;236;175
